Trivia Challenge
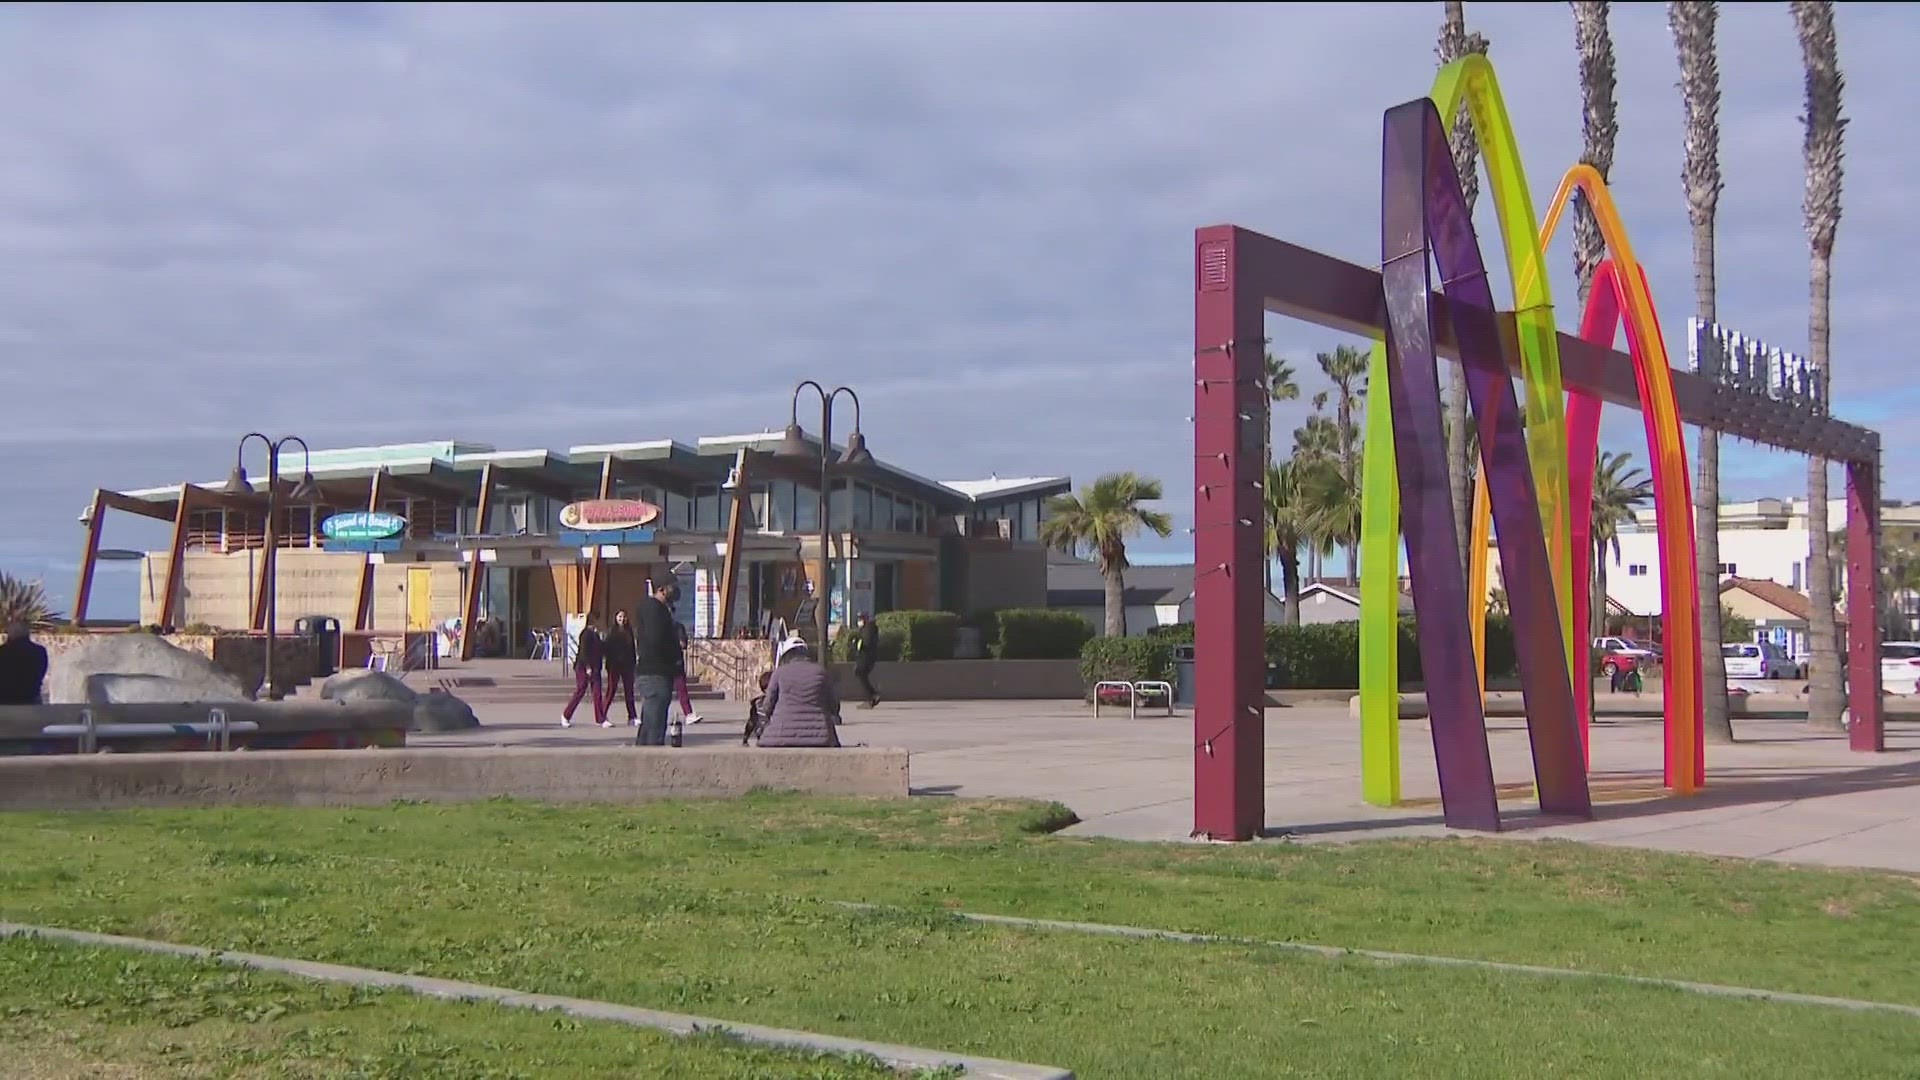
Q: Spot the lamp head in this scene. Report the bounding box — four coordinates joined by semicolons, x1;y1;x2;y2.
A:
774;423;814;461
837;430;874;467
287;471;322;503
223;464;252;496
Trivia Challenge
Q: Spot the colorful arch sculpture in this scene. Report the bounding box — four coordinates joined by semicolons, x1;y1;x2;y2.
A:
1358;56;1705;817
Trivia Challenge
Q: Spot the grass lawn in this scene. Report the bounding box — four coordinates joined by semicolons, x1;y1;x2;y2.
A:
0;936;910;1079
3;795;1919;1078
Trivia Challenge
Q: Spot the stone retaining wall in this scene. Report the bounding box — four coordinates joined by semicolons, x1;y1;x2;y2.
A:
0;746;909;810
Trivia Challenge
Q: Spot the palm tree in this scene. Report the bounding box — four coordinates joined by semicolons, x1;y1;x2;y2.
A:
1792;0;1847;731
1265;460;1310;625
0;572;63;630
1302;457;1363;586
1314;345;1368;491
1670;1;1733;744
1438;1;1491;575
1571;1;1618;305
1262;353;1301;593
1039;472;1175;638
1590;451;1653;642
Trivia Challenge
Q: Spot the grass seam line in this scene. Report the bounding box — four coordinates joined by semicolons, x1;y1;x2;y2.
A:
832;903;1920;1020
0;921;1074;1080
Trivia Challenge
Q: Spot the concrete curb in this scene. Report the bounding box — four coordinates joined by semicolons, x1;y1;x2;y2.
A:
0;922;1073;1080
834;904;1920;1021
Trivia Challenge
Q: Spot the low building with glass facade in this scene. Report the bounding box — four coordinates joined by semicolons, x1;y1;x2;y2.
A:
72;433;1067;656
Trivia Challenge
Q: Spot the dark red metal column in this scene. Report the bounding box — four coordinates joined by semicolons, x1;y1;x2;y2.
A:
1192;225;1266;841
1846;456;1884;752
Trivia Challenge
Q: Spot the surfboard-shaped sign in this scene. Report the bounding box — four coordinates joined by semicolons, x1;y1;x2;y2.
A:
321;510;407;541
560;499;661;531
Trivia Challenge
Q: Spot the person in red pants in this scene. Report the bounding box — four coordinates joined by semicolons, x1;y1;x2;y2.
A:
560;617;609;728
672;622;704;725
602;609;639;725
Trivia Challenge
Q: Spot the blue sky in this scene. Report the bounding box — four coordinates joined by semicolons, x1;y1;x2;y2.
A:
1;2;1914;614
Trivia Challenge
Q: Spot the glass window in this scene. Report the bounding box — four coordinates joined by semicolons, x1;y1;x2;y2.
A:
829;481;853;532
749;483;771;533
853;484;873;530
795;484;820;531
1019;499;1039;542
693;484;720;532
912;501;926;535
768;480;795;532
895;497;914;532
873;490;894;533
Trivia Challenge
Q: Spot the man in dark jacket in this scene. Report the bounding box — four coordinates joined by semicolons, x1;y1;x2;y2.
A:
560;617;608;728
631;580;682;746
852;612;881;709
0;622;50;705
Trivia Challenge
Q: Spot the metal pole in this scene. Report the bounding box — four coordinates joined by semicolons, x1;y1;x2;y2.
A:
263;440;278;699
817;396;833;650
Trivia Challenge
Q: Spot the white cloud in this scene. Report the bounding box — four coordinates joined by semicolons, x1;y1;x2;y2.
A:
2;2;1914;611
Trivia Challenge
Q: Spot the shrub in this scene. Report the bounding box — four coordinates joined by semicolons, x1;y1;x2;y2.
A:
990;609;1095;659
876;611;958;662
1131;613;1520;689
829;621;904;663
1079;636;1175;698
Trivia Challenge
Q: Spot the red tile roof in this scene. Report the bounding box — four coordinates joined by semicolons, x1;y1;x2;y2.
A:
1718;577;1847;626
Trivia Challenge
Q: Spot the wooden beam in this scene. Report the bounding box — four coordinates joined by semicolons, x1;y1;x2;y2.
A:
157;483;196;630
353;469;387;631
69;490;109;628
97;490;178;522
250;487;279;632
717;449;752;637
581;456;615;619
458;464;497;660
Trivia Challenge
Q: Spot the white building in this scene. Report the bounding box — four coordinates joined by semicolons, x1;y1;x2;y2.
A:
1489;497;1920;660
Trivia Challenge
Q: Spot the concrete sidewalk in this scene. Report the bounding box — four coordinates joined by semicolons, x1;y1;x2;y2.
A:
428;699;1920;874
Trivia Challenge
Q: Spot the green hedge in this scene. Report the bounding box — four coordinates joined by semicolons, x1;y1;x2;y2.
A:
829;623;903;663
880;611;958;661
1141;615;1518;689
1079;636;1175;697
989;609;1095;660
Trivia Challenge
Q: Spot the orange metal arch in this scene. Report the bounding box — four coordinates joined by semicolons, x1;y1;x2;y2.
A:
1538;165;1703;793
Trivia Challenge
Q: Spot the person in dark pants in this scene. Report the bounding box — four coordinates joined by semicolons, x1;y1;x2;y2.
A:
852;612;881;708
561;618;609;728
0;621;50;705
602;609;639;725
632;580;682;746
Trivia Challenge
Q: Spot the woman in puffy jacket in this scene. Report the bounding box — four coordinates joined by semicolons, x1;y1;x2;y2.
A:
754;637;841;748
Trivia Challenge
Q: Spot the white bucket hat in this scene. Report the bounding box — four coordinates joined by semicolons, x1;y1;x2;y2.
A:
776;635;811;662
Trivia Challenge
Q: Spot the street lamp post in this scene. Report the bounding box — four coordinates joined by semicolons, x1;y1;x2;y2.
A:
777;383;873;651
225;433;319;700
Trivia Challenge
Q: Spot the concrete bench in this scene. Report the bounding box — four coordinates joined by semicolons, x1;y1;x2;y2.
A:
0;702;414;755
0;745;910;811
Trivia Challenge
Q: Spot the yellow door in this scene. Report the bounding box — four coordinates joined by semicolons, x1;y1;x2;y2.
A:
407;568;434;632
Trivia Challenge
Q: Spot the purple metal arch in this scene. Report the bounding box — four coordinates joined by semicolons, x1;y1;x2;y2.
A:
1381;99;1593;826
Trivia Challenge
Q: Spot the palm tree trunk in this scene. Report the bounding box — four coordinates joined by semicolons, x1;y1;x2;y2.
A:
1794;0;1845;730
1592;549;1609;643
1439;1;1483;578
1280;549;1302;627
1103;566;1126;638
1804;256;1844;728
1673;0;1734;745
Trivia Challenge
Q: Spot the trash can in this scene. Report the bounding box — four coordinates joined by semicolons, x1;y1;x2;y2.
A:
1172;645;1197;707
294;615;341;677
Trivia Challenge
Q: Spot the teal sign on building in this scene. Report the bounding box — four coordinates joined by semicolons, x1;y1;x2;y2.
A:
321;511;406;541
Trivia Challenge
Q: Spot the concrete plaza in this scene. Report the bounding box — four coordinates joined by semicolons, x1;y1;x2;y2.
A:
419;694;1920;874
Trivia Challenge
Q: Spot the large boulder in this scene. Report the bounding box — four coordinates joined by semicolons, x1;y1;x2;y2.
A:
85;673;250;705
413;688;479;731
46;634;251;705
320;669;417;706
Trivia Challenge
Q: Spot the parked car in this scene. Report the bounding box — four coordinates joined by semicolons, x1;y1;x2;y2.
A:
1593;636;1658;678
1880;642;1920;695
1722;641;1802;680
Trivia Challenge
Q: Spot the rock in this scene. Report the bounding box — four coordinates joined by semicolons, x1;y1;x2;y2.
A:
320;669;418;706
46;634;251;705
412;688;479;732
84;673;250;705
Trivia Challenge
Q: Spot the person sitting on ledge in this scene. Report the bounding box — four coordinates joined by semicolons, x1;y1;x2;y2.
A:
0;621;49;705
754;636;841;748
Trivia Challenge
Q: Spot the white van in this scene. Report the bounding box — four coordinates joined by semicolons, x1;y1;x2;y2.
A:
1722;642;1801;680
